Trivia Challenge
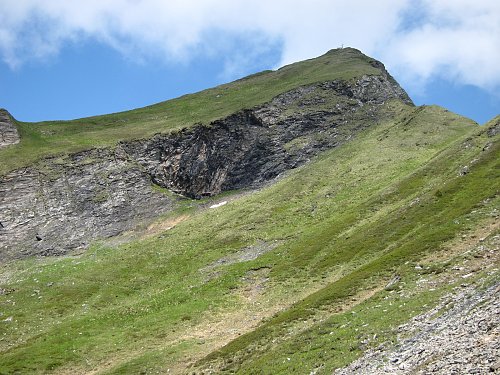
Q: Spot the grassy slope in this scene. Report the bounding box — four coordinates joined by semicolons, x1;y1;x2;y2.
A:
0;48;381;175
1;101;498;374
204;114;499;374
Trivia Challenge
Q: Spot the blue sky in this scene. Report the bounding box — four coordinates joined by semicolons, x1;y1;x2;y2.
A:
0;1;499;124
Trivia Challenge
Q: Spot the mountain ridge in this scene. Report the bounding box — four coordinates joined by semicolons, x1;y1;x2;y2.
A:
0;52;414;260
0;47;410;176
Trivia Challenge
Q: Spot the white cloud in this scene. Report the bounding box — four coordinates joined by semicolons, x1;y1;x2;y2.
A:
0;0;499;92
382;0;500;93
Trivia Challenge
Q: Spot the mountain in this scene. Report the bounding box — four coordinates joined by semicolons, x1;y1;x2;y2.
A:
0;48;411;260
0;48;498;374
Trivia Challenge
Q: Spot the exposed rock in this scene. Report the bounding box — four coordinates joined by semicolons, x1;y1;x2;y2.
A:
0;109;19;148
335;282;500;375
384;275;401;290
0;74;411;260
486;118;500;138
459;165;470;176
205;240;280;269
0;149;176;261
123;75;410;199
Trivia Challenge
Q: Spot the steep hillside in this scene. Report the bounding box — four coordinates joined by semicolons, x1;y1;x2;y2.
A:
0;51;410;261
0;110;19;148
0;47;408;176
0;49;498;374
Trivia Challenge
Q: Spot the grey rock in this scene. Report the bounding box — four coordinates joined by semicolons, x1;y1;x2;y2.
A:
486;120;499;138
0;74;411;260
124;75;410;199
0;109;19;148
0;149;176;261
335;281;500;375
385;275;401;290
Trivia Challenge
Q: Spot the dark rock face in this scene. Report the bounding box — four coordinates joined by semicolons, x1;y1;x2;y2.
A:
124;75;412;198
0;109;19;148
0;74;412;260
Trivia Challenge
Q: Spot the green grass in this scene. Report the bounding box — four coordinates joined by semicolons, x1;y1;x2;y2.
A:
0;48;382;175
0;101;497;374
195;117;499;373
229;267;500;374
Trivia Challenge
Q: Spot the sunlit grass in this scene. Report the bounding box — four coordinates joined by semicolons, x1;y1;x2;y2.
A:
1;101;497;374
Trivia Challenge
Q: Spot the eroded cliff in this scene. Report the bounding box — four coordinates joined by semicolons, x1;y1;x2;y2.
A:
0;109;19;148
0;73;412;260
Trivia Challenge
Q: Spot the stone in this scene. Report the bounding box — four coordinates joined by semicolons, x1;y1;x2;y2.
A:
0;109;19;148
335;280;500;375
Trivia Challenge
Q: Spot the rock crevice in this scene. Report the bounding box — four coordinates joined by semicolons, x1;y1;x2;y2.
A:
124;75;411;199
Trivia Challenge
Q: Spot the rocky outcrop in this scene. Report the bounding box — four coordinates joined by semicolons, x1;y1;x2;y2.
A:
486;116;500;137
0;149;176;261
0;109;19;148
0;74;412;260
123;75;412;199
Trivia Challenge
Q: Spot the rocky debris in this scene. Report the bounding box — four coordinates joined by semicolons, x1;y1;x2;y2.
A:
384;275;401;290
200;241;279;282
0;287;14;295
207;240;280;268
335;281;500;374
0;73;412;259
0;109;19;148
459;165;470;176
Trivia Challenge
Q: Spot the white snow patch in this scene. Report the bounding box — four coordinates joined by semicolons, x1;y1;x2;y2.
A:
210;201;227;209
